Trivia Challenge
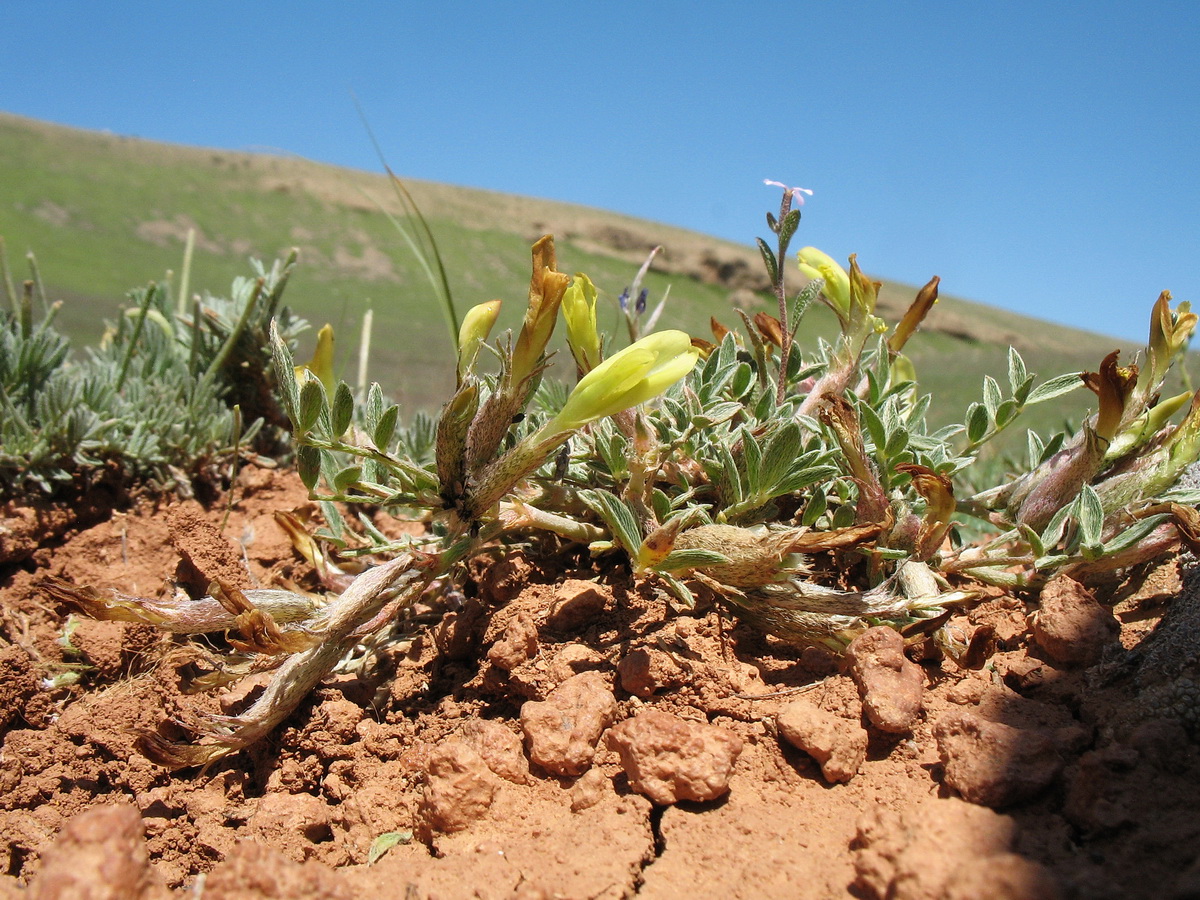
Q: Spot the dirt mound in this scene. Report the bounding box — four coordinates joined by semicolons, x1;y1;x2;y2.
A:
1;467;1199;898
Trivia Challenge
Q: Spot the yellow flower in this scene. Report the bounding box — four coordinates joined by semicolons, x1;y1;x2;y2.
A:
540;330;699;436
456;300;501;381
796;247;851;321
562;273;602;374
295;323;335;395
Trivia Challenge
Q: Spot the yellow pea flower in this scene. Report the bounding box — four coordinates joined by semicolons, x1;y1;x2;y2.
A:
796;247;851;322
540;330;699;436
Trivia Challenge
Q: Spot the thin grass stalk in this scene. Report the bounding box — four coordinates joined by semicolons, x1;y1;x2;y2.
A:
220;405;243;533
25;251;49;315
352;98;459;352
357;307;373;393
0;237;16;314
176;228;196;316
199;277;264;388
115;283;160;392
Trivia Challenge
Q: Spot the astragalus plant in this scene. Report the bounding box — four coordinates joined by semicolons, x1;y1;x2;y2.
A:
52;188;1200;768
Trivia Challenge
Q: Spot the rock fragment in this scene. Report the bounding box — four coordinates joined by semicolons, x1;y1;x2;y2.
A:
458;718;530;785
569;767;612;812
776;697;868;784
545;579;609;632
486;611;539;671
419;740;498;833
520;671;617;775
853;797;1060;900
616;647;687;698
29;802;154;900
1031;575;1118;666
932;709;1064;807
605;709;743;805
845;626;924;733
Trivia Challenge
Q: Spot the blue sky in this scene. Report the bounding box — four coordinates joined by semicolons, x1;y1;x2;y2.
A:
3;1;1197;341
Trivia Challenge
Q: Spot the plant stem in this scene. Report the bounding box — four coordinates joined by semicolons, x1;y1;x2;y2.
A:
115;283;158;392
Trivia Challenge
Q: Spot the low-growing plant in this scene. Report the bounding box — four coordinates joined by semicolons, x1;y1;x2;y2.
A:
0;245;308;499
44;185;1200;769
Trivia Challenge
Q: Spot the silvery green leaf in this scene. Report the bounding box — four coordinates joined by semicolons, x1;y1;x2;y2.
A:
1019;523;1046;558
656;549;732;571
656;571;695;608
1007;347;1028;394
1026;372;1084;405
1101;513;1170;555
884;429;910;459
800;488;827;526
715;440;744;503
1039;431;1066;464
297;445;321;490
966;403;989;444
756;238;778;285
691;401;741;429
730;361;753;398
779;207;801;247
859;402;887;451
762;422;802;488
651;488;672;523
1034;553;1070;570
983;376;1002;419
775;465;838;495
333;465;363;494
1027;430;1045;468
1040;501;1075;550
331;382;354;438
581;490;642;557
364;382;385;430
374;405;399;450
1013;374;1036;406
319;499;345;539
368;831;412;865
741;429;763;495
788;280;820;332
1076;484;1104;547
298;379;325;434
994;398;1018;428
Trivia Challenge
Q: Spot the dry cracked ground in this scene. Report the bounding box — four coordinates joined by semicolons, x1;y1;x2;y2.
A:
1;466;1199;899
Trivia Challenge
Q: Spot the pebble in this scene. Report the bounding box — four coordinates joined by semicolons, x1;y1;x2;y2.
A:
776;697;868;784
1031;575;1118;666
845;626;924;733
605;709;742;805
932;709;1065;808
520;671;617;775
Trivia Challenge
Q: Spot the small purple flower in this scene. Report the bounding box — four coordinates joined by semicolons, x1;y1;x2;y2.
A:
636;288;648;315
764;179;813;205
618;288;630;311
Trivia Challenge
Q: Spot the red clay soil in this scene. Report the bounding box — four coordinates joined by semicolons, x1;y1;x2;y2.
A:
1;466;1198;899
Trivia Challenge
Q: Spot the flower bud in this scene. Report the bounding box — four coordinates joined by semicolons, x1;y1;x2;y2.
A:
456;300;501;382
889;276;939;353
753;312;784;349
1148;291;1197;389
511;236;570;387
562;273;602;374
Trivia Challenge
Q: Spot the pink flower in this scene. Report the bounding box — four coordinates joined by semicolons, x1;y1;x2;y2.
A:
764;179;813;205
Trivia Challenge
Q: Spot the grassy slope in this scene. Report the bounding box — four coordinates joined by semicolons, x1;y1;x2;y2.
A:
0;111;1157;446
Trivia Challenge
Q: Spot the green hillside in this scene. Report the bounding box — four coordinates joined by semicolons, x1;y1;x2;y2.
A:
0;111;1156;440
